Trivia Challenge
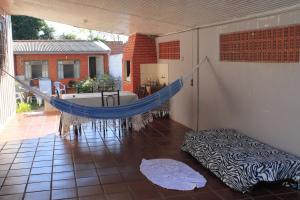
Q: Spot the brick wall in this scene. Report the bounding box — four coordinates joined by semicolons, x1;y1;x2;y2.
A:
122;33;157;92
14;53;109;85
158;40;180;59
220;24;300;62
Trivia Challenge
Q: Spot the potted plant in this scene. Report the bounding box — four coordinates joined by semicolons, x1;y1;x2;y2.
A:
68;80;77;88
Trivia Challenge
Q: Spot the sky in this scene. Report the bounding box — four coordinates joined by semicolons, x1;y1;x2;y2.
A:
46;20;128;42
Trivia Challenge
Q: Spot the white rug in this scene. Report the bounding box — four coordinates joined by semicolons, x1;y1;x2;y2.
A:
140;158;207;191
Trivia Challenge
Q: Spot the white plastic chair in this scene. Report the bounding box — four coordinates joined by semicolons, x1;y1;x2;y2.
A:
53;81;66;94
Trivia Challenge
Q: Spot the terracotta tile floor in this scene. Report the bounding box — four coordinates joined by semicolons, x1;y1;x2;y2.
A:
0;113;299;200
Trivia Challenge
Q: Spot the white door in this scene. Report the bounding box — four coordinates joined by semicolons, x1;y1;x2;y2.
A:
96;56;104;79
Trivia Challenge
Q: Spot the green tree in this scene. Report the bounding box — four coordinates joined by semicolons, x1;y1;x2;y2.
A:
40;25;55;39
12;15;55;40
60;33;77;40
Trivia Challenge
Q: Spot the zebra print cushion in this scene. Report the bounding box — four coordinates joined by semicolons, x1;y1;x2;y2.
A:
181;128;300;192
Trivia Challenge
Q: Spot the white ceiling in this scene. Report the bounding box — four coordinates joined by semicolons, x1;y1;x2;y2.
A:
1;0;300;36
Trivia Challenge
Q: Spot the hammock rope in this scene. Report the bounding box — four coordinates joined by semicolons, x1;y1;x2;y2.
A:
0;57;208;119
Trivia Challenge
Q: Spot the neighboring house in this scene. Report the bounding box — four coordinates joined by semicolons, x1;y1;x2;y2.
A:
13;40;111;85
104;41;124;78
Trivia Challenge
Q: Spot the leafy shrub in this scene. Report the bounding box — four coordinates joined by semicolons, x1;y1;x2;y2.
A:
76;78;95;93
76;75;116;93
68;80;77;87
16;102;31;113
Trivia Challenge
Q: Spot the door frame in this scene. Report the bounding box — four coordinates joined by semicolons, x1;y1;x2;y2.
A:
88;55;104;78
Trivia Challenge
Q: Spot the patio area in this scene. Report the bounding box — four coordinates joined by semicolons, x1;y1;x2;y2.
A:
0;113;299;200
0;113;59;142
1;0;300;199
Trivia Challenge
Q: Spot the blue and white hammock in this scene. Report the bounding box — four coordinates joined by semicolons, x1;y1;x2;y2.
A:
50;79;182;119
1;57;207;121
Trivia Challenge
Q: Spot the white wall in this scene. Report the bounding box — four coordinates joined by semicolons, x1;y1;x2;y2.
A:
0;14;16;129
109;54;123;78
156;31;197;128
140;63;168;85
157;9;300;156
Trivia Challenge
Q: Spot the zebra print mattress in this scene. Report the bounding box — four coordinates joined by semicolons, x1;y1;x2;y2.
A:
181;128;300;193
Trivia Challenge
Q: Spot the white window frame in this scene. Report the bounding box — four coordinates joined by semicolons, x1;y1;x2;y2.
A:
24;60;48;80
57;60;80;80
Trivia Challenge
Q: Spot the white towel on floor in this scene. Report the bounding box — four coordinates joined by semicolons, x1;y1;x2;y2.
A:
140;158;207;191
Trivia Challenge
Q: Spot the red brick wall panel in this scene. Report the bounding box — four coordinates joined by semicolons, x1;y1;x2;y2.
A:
158;40;180;60
220;24;300;63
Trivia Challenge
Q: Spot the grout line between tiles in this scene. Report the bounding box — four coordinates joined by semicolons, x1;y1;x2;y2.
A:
21;138;40;200
0;142;21;195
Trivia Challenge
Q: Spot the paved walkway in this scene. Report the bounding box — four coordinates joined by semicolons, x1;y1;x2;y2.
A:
0;112;59;142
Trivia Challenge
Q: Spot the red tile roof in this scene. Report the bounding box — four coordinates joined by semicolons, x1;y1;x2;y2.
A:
104;41;124;55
